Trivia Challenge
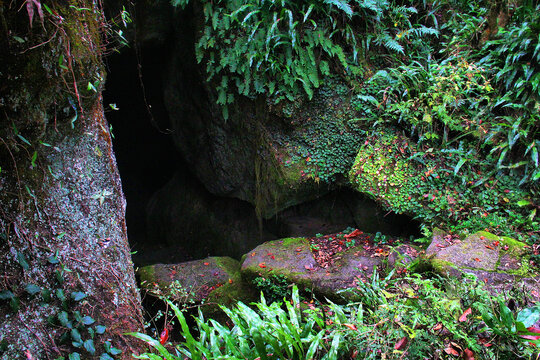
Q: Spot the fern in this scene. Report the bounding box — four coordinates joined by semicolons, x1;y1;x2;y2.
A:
324;0;353;17
171;0;437;112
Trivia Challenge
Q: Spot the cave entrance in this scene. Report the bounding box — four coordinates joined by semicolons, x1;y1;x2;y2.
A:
103;46;420;267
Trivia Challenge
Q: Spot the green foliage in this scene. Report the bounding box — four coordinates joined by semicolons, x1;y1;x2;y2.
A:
252;274;291;304
130;274;540;359
171;0;438;118
349;130;539;240
477;2;540;184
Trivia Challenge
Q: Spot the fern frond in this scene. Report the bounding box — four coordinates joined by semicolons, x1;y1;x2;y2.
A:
410;26;439;38
324;0;353;17
375;32;404;54
170;0;190;9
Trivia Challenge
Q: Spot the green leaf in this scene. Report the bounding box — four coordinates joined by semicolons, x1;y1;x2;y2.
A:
71;291;86;301
71;329;83;343
56;289;66;302
498;299;515;332
58;311;71;328
0;290;14;300
68;353;81;360
517;200;532;207
31;151;38;167
16;251;29;270
84;339;96;355
17;134;31;146
454;158;466;176
96;325;106;334
517;306;540;328
82;316;95;325
25;284;41;295
109;347;122;356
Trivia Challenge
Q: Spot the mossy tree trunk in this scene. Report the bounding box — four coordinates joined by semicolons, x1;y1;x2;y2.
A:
0;1;144;359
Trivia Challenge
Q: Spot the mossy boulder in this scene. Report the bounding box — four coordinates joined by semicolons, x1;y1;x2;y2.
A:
241;238;390;302
138;257;255;317
426;229;539;299
348;132;425;216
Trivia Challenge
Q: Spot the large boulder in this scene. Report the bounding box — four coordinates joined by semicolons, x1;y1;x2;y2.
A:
427;229;540;300
133;3;366;218
138;257;256;317
240;236;405;302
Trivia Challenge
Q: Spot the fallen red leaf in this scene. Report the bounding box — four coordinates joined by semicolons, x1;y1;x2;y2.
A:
432;323;443;331
159;328;169;345
474;258;481;262
343;323;357;331
493;241;500;246
258;263;266;268
485;245;494;250
345;229;363;238
459;308;472;322
203;262;209;266
270;255;275;260
520;325;540;343
444;346;459;356
296;247;303;252
463;348;475;360
394;336;408;350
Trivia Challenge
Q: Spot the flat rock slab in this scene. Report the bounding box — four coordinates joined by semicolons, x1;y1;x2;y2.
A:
138;257;255;312
241;238;391;301
427;229;540;300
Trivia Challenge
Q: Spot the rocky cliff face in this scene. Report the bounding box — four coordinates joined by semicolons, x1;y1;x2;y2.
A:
0;2;144;358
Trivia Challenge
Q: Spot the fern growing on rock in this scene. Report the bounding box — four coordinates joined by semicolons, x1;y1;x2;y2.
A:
170;0;438;118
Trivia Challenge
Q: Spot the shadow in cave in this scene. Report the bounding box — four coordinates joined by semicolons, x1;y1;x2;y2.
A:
103;46;190;264
265;189;421;239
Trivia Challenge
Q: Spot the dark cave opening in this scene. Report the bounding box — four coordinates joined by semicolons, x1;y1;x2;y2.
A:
103;45;420;267
103;46;183;263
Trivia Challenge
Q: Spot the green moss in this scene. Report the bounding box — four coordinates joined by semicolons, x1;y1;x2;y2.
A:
349;131;425;215
430;259;458;275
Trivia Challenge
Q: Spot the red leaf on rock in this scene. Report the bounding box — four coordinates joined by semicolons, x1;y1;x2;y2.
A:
474;258;481;262
394;336;408;350
258;263;266;268
459;308;472;322
203;262;209;266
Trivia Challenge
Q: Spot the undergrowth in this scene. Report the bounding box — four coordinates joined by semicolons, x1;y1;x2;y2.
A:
130;272;540;359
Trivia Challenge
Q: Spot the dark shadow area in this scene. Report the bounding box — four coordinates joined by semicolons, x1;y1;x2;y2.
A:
103;46;182;261
265;189;421;239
